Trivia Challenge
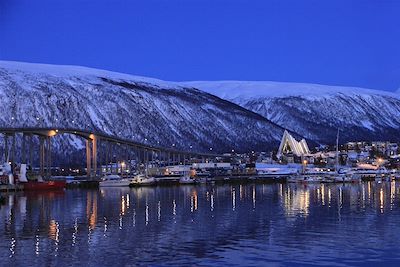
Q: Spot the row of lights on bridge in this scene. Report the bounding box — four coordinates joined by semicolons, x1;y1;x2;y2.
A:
9;119;238;154
9;117;238;154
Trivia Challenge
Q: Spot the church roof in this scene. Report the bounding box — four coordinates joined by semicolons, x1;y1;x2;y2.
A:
277;130;310;157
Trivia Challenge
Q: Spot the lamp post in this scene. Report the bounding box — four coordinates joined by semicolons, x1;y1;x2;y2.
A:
377;158;384;169
302;159;308;174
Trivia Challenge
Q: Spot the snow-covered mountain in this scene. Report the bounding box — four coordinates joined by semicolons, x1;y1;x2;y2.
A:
182;81;400;144
3;60;396;165
0;61;287;162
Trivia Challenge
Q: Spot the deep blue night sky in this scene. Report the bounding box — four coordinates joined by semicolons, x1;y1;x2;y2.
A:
1;0;400;91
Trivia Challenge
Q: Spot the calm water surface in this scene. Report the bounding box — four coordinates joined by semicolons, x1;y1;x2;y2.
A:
1;182;400;266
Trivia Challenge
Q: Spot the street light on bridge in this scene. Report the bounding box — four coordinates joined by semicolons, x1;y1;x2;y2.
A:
48;130;57;137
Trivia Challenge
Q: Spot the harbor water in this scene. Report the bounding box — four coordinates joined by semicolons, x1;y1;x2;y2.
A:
1;182;400;266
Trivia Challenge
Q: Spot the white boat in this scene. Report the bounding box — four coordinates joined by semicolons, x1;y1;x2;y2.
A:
301;176;323;183
130;174;156;186
0;162;14;185
179;175;197;184
287;174;322;183
332;173;360;183
256;166;298;177
197;177;215;184
99;175;132;187
293;174;324;183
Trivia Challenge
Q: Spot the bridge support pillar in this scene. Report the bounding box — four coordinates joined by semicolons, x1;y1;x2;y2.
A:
39;136;45;177
29;134;33;168
109;143;113;174
105;141;110;175
86;135;97;179
11;134;15;173
4;134;9;162
38;135;52;178
92;137;97;177
22;133;26;164
46;136;51;178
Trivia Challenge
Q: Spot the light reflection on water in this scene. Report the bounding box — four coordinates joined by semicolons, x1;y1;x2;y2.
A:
1;182;400;266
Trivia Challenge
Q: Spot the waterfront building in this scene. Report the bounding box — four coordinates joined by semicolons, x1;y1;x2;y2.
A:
277;130;310;162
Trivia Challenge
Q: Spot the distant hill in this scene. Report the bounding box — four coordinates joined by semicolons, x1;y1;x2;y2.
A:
182;81;400;144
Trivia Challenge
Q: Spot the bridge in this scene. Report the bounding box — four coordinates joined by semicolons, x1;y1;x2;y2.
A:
0;127;226;179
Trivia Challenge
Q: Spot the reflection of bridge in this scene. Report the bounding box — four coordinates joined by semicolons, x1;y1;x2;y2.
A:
0;127;224;179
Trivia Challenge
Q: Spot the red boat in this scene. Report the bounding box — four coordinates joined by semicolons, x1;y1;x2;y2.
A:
22;181;66;191
13;164;66;191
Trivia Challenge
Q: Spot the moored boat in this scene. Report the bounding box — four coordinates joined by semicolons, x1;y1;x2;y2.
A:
0;162;14;185
332;173;361;183
179;175;197;184
130;174;156;186
99;174;132;187
23;180;66;190
18;164;66;190
299;175;323;183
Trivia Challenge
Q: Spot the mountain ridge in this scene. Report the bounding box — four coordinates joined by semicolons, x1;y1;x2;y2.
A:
183;80;400;144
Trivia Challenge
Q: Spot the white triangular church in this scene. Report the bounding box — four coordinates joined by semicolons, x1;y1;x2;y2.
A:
277;130;310;158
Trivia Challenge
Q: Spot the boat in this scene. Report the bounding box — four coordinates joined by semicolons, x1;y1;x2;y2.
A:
130;174;156;186
332;173;360;183
18;164;66;190
154;174;181;183
327;167;359;183
256;165;298;178
0;162;14;185
22;179;66;190
179;175;197;184
99;174;132;187
299;175;323;183
197;176;215;184
290;167;330;183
